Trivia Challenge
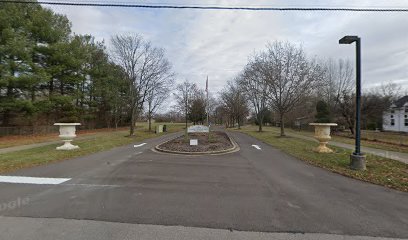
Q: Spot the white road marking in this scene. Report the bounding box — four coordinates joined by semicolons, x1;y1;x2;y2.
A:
0;176;71;185
134;143;147;148
287;202;301;209
252;144;261;150
62;183;121;188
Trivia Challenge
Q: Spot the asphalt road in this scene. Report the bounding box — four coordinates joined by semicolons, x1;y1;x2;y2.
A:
0;131;407;239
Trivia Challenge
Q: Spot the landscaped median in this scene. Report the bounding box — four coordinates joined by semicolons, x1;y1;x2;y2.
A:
155;131;238;155
234;125;408;192
0;123;185;174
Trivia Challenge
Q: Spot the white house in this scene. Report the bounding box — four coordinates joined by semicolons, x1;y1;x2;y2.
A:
382;96;408;132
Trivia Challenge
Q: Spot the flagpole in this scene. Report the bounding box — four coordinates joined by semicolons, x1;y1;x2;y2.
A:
206;76;209;127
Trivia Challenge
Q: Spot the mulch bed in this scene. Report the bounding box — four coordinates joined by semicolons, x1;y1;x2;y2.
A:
158;131;233;153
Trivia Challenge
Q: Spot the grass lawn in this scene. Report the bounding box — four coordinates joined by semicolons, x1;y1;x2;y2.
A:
235;125;408;192
332;130;408;153
0;122;184;149
266;126;408;154
0;122;185;174
0;127;130;149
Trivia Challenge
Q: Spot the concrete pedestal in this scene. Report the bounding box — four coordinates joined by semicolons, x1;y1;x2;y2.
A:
54;123;81;150
350;153;366;170
56;140;80;150
309;123;337;153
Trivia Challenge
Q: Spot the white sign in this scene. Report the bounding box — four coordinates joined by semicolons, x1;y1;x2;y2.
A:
190;139;198;145
187;125;209;133
156;125;163;133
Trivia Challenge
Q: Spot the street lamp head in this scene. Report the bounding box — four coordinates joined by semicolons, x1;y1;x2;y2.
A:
339;35;359;44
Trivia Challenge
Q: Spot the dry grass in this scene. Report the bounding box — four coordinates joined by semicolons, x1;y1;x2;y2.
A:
0;122;179;149
0;127;130;149
274;126;408;153
0;123;185;174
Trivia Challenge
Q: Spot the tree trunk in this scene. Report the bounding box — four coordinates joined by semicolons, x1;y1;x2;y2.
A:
31;87;35;102
258;115;263;132
114;106;121;129
3;110;10;126
3;86;13;126
49;78;54;97
129;119;135;136
349;126;355;135
148;101;152;132
106;115;111;129
129;107;135;136
60;80;64;95
346;116;354;135
280;113;285;136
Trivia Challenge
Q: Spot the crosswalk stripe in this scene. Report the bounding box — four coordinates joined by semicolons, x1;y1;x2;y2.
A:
0;176;71;185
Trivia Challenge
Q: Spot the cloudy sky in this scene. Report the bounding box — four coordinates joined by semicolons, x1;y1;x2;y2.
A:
47;0;408;96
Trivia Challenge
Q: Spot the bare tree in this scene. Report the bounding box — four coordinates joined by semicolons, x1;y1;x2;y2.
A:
321;58;355;133
145;76;173;131
220;80;249;129
238;55;269;132
363;83;404;130
174;80;197;129
207;93;218;125
323;62;403;133
379;82;403;101
111;34;173;136
110;34;142;135
259;41;324;136
322;58;354;110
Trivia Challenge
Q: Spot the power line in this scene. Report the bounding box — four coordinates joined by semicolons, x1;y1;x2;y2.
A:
1;0;408;11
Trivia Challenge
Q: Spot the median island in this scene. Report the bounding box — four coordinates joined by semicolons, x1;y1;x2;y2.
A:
156;125;237;154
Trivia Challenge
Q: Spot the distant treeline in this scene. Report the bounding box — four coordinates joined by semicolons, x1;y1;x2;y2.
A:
215;42;404;134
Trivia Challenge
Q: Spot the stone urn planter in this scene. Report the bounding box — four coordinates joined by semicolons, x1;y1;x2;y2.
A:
309;123;338;153
54;123;81;150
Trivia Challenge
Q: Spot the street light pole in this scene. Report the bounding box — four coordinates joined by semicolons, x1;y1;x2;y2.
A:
355;37;361;156
339;35;366;170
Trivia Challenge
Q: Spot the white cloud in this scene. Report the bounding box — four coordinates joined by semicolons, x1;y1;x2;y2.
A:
47;0;408;98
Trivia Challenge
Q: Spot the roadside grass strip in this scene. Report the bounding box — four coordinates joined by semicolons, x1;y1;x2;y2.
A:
235;126;408;192
0;123;185;174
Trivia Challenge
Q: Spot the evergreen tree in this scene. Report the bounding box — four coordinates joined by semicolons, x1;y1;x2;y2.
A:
189;98;206;125
315;100;331;123
0;1;165;130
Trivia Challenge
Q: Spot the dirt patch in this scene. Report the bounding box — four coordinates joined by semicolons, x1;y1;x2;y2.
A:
158;131;233;153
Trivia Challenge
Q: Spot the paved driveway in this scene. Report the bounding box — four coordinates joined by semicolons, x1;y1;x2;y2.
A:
0;131;407;239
